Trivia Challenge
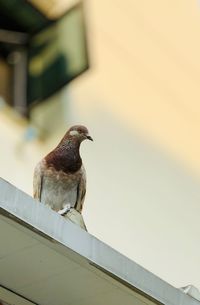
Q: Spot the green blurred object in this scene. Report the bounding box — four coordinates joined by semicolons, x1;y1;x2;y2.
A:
0;1;89;117
0;0;49;34
27;3;89;107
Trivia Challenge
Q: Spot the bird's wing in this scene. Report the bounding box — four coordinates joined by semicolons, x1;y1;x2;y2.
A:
75;165;86;212
33;162;43;201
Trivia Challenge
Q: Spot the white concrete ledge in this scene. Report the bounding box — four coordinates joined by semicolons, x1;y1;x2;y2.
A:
0;177;199;305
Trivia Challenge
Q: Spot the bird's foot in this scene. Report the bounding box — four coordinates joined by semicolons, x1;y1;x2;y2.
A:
58;204;71;216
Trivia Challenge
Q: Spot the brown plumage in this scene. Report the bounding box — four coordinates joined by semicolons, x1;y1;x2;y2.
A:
33;125;93;230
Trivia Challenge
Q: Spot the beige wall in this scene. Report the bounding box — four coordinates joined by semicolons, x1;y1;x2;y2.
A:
1;0;200;291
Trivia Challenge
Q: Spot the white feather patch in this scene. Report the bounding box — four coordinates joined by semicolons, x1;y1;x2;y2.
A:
69;130;79;136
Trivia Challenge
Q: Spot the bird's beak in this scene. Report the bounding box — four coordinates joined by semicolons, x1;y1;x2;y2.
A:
86;135;93;141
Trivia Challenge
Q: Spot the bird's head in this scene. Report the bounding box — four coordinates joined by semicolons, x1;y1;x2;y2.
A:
67;125;93;143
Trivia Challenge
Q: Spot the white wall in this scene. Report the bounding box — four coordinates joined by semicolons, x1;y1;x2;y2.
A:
1;0;200;291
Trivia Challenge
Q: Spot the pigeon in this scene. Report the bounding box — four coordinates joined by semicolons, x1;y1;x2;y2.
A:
33;125;93;230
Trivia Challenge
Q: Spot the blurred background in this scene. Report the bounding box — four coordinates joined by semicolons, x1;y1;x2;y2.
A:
0;0;200;291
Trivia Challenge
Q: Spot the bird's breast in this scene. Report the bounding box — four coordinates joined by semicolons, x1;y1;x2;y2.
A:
41;167;82;211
